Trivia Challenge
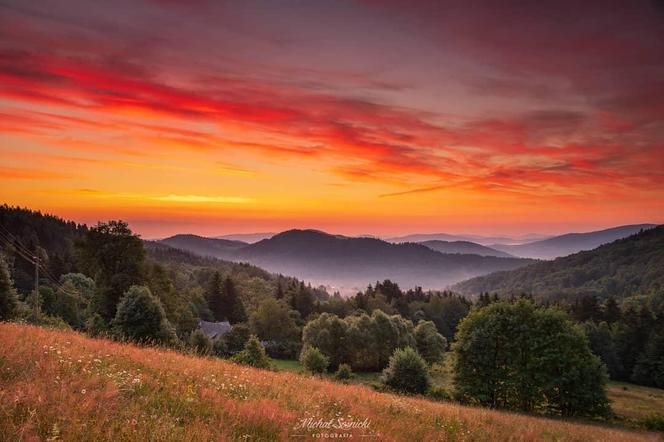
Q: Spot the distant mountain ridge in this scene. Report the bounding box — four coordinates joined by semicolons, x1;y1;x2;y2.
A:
490;224;657;259
453;225;664;300
215;232;275;243
418;240;515;258
161;229;533;290
159;234;247;259
388;233;549;246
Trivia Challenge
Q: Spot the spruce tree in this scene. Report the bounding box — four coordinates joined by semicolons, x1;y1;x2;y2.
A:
0;254;18;320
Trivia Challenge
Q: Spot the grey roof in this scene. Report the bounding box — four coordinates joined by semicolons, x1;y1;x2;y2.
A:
198;320;232;339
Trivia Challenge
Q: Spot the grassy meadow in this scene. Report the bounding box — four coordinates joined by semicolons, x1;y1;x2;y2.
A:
1;323;661;441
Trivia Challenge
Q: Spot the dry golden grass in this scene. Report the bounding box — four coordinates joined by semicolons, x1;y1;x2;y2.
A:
0;323;660;442
609;382;664;424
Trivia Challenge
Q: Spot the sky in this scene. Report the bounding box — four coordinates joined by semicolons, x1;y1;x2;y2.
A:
1;0;663;239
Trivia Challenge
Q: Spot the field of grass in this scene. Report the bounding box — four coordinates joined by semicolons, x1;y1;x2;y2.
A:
0;323;660;441
609;382;664;430
273;358;664;429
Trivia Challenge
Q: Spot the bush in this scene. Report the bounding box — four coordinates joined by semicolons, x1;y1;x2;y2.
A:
232;335;271;369
221;323;251;355
335;363;353;380
427;386;452;401
212;337;228;357
414;320;447;364
111;285;177;345
263;340;301;359
86;313;108;336
190;329;212;355
382;347;430;394
640;414;664;432
300;346;329;375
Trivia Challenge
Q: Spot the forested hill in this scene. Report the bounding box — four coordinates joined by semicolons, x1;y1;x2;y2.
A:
0;204;87;293
234;229;534;290
453;225;664;300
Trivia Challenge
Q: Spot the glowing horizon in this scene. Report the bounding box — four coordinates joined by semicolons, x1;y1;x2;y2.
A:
1;1;663;238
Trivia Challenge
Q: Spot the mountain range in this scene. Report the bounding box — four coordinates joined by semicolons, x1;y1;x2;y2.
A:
453;225;664;301
160;230;533;291
488;224;656;259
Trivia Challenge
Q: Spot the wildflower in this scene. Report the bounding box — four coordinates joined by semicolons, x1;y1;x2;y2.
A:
81;389;86;394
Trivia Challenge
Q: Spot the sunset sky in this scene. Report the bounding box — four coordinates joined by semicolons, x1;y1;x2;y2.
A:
1;0;663;238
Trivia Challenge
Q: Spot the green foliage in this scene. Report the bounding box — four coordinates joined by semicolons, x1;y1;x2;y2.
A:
303;310;418;372
212;336;228;357
85;313;107;336
631;327;664;388
79;220;146;321
334;363;353;380
414;320;447;364
382;347;430;394
453;300;610;418
220;323;251;356
232;335;271;369
190;329;212;355
205;273;246;324
250;298;300;343
454;226;664;301
584;321;623;379
111;285;177;345
300;346;329;374
302;312;348;369
0;254;18;320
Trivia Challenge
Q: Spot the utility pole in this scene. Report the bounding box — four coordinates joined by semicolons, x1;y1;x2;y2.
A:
33;253;40;317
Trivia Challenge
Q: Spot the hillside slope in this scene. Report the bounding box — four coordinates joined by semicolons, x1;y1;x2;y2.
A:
419;240;515;258
235;229;533;290
453;226;664;300
491;224;656;259
159;234;247;259
0;323;657;441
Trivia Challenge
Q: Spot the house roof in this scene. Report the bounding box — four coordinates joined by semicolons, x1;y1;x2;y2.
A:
198;320;232;339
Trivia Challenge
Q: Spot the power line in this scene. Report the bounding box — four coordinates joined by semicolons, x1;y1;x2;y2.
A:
0;227;80;297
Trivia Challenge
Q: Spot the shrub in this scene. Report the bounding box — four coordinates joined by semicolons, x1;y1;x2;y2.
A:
335;363;353;380
190;329;212;355
232;335;271;369
222;323;251;355
640;414;664;432
428;386;452;401
414;320;447;364
111;285;177;345
300;346;329;375
212;337;228;357
382;347;430;394
85;313;108;337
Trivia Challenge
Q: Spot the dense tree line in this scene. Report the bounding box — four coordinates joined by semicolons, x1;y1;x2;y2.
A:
302;310;446;371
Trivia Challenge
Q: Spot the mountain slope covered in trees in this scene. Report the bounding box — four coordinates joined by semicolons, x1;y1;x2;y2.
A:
419;240;514;258
233;229;533;290
453;226;664;300
159;234;247;259
490;224;656;259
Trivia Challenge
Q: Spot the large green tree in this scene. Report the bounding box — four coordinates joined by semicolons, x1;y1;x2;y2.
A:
78;221;146;321
454;300;610;418
250;298;299;343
